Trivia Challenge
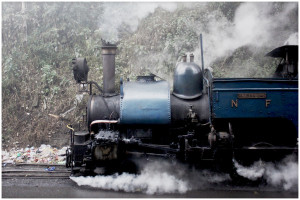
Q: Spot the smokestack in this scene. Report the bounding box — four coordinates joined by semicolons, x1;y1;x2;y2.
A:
101;41;117;95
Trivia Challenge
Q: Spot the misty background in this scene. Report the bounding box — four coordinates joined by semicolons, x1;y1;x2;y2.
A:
2;2;298;148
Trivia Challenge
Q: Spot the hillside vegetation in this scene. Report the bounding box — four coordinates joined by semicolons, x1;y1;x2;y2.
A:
2;2;297;149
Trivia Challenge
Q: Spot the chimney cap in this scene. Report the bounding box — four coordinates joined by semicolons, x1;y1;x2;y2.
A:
101;39;117;55
101;38;117;48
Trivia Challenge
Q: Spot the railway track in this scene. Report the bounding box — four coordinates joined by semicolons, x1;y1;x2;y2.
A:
2;163;71;179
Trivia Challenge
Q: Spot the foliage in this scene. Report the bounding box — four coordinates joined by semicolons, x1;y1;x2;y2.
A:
210;46;278;78
2;2;104;148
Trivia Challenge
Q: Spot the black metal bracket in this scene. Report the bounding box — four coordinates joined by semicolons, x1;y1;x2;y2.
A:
77;81;103;95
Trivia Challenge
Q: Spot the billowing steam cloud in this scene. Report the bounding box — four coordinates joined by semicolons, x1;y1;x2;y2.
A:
71;159;230;194
234;154;298;191
71;155;298;194
284;32;298;45
194;2;298;66
98;2;297;68
71;170;189;194
99;2;178;43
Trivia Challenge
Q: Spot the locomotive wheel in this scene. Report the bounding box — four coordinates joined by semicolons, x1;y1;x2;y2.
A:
213;147;263;184
229;160;266;185
213;147;233;173
68;165;82;177
118;159;139;174
102;159;138;175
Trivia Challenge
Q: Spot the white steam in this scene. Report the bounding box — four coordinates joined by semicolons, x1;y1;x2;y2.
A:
195;2;298;66
234;155;298;191
97;2;297;79
71;155;298;194
71;171;188;194
284;32;298;45
71;159;230;194
99;2;178;43
234;160;265;181
264;156;298;191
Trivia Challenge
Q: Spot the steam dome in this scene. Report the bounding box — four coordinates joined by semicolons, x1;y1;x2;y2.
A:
173;58;203;99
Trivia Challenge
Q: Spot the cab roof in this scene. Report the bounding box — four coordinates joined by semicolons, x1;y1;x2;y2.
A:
266;45;298;59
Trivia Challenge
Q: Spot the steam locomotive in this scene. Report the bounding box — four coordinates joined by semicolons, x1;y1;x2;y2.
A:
66;37;298;177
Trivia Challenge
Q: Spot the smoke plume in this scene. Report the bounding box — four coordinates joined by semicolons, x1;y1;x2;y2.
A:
98;2;297;81
71;154;298;194
71;159;229;194
99;2;178;43
194;2;298;66
234;154;298;191
284;32;298;45
98;2;297;66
